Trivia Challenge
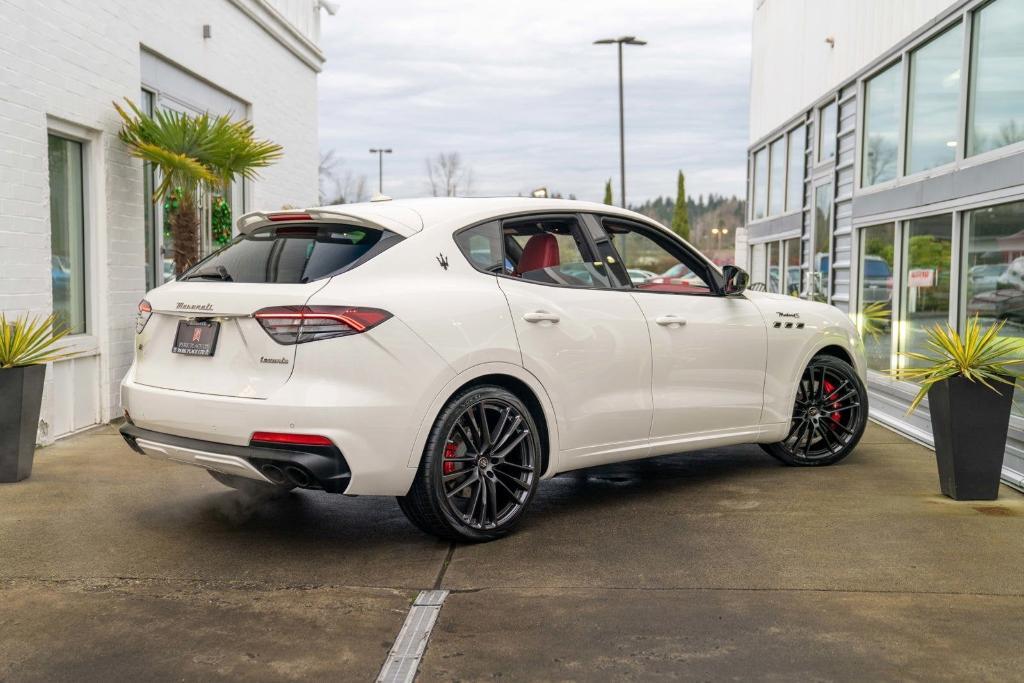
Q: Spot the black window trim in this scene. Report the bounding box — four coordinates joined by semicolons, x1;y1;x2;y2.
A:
452;209;731;297
591;213;729;297
453;211;619;292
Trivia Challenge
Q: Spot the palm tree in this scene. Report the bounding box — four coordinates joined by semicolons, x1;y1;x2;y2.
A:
114;99;283;274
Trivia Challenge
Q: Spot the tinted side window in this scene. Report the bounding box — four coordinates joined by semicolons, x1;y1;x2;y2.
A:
601;218;718;295
182;224;399;284
502;215;611;288
455;221;504;273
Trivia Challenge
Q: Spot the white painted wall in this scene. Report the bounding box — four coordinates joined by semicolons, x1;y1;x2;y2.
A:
0;0;325;442
749;0;956;143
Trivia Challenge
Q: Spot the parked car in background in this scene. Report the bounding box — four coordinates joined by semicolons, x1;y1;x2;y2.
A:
861;255;893;303
627;268;658;284
967;263;1009;294
119;198;868;542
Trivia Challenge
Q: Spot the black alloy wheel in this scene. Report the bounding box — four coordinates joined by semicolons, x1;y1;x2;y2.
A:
762;355;867;466
398;385;541;542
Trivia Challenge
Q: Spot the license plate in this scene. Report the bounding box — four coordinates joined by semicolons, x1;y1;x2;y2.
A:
172;320;221;356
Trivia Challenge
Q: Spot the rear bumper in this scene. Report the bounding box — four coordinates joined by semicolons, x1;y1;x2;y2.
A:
120;423;352;493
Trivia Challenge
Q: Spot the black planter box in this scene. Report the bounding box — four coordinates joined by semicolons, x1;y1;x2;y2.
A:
927;374;1012;501
0;364;45;483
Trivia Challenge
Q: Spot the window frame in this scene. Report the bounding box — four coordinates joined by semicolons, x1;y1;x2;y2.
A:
593;214;727;297
453;211;729;297
817;99;838;163
453;211;614;292
45;118;101;357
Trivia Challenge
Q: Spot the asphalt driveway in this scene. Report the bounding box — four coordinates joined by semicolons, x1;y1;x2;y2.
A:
1;422;1022;681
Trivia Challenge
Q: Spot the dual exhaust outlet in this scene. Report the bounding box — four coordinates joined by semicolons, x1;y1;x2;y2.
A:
258;461;314;488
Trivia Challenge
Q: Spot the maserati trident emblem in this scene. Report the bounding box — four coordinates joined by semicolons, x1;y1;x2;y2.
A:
191;328;203;343
436;253;450;270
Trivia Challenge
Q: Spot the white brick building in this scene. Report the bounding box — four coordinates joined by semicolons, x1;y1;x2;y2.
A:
0;0;330;443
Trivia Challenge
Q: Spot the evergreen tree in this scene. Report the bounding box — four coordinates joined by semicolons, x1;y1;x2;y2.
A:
671;171;690;240
603;178;613;205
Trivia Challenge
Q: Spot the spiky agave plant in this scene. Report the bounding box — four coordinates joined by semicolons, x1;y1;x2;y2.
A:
859;301;890;340
0;313;73;369
890;315;1024;413
113;99;282;275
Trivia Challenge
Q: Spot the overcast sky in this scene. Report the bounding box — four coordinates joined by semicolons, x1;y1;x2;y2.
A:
317;1;752;205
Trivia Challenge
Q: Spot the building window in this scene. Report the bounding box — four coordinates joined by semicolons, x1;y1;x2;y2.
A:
963;200;1024;339
818;101;837;162
967;0;1024;156
752;148;768;220
141;88;158;291
768;137;786;216
862;62;901;186
784;236;801;296
906;23;963;175
858;223;895;372
750;241;766;286
810;184;833;301
47;134;87;335
767;240;781;292
901;214;953;367
785;126;805;211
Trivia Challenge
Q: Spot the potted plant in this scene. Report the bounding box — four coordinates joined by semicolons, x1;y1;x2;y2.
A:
892;316;1024;500
0;314;71;483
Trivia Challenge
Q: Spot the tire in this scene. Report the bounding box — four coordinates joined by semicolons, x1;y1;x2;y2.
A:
207;470;295;498
761;355;868;467
398;385;542;542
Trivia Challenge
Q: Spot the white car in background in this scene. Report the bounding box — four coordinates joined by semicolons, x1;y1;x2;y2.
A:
120;197;868;542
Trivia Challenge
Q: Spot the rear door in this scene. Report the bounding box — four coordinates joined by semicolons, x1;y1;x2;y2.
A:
494;214;653;466
134;221;401;398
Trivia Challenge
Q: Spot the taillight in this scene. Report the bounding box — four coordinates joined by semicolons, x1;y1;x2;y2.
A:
254;306;392;344
136;299;153;335
250;431;333;446
267;212;313;221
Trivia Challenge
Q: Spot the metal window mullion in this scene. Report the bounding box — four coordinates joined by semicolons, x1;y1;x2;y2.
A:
950;210;964;332
892;219;906;371
898;50;911;177
956;8;972;163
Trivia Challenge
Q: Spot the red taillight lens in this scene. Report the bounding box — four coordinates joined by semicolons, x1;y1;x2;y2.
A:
250;431;334;446
136;299;153;335
254;305;392;344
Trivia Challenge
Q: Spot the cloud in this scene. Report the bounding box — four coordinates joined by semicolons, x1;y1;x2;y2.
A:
317;0;752;204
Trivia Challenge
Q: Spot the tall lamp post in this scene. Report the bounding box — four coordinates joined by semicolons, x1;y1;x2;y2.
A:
368;148;392;194
594;36;646;209
711;226;730;251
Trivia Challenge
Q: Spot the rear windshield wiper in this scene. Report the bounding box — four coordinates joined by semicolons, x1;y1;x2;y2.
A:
182;265;233;282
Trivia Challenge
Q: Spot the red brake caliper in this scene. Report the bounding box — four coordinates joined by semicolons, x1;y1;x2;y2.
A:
443;442;458;475
822;380;842;425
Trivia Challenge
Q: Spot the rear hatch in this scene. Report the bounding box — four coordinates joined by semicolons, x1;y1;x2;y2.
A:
134;213;406;399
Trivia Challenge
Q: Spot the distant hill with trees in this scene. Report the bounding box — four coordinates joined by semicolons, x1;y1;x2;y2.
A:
630;193;746;254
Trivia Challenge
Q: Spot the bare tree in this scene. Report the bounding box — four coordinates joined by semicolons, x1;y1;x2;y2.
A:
425;152;474;197
319;149;369;204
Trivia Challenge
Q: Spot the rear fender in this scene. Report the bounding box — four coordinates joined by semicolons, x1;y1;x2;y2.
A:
406;362;561;479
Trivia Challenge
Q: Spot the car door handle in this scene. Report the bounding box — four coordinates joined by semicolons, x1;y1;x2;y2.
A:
655;315;687;327
523;311;560;324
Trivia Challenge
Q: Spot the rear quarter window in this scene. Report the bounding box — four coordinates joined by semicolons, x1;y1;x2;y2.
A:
180;224;401;284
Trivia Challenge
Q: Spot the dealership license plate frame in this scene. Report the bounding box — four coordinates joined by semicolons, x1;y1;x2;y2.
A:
172;320;221;357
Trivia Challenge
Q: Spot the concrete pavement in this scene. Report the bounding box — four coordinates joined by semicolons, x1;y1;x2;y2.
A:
1;422;1022;681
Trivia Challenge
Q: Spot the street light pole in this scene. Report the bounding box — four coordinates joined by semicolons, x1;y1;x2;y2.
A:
368;148;392;194
594;36;646;209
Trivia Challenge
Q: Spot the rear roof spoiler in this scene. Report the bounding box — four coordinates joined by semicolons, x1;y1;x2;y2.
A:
236;206;422;237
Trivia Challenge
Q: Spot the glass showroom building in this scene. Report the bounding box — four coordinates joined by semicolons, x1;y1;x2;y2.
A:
741;0;1024;490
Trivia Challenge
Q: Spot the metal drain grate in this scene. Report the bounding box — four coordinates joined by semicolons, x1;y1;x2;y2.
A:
377;590;449;683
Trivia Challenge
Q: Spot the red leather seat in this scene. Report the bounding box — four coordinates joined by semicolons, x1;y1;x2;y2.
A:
515;233;560;275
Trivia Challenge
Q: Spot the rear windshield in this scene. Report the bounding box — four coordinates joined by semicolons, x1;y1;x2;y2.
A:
179;224;400;284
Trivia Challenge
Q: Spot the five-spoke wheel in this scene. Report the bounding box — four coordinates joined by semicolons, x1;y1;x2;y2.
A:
762;355;867;466
398;385;541;542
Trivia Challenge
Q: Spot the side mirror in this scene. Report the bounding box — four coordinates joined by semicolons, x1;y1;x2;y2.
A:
722;265;749;295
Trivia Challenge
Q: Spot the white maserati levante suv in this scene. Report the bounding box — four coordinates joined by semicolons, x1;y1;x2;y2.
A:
120;197;867;541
